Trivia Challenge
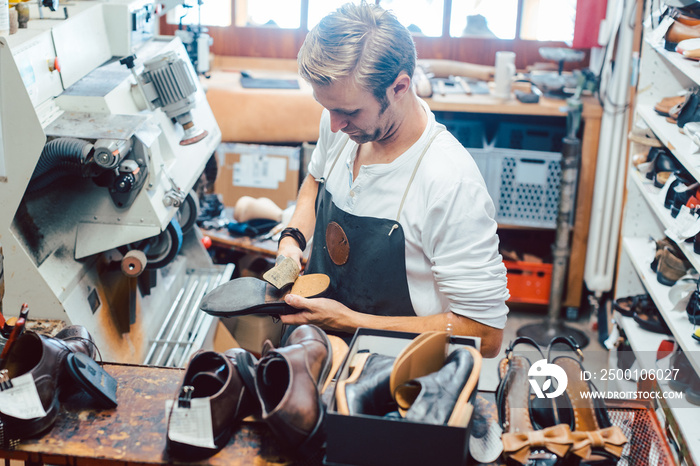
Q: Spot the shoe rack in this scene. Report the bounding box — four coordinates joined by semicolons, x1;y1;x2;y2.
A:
615;5;700;465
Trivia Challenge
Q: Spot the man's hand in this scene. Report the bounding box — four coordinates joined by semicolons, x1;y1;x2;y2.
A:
277;237;304;270
280;295;358;333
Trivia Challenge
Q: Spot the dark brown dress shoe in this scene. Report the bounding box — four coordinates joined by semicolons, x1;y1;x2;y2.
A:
0;325;95;441
255;324;332;455
166;350;250;460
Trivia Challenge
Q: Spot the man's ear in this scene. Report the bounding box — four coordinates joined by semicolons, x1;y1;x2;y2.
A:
390;72;412;100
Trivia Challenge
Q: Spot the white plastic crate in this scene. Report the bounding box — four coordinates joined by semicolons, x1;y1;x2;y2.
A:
487;149;562;229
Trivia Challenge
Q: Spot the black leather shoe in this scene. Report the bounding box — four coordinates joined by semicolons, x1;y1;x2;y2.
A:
335;352;396;416
393;346;481;426
166;350;251;460
200;275;330;317
255;324;332;455
0;326;95;441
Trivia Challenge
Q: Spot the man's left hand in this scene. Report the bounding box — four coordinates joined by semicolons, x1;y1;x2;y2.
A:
280;295;357;333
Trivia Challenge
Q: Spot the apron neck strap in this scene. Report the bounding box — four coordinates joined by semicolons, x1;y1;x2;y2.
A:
395;127;444;222
326;135;352;179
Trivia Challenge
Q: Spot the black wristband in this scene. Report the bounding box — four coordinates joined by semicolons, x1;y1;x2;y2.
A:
279;227;307;251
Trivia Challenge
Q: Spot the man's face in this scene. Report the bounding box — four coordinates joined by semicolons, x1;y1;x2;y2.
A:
312;77;393;145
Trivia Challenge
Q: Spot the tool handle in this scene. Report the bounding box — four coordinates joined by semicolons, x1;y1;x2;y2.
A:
0;304;29;361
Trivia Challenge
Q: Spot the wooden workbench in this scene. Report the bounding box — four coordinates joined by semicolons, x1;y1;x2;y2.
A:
0;364;288;466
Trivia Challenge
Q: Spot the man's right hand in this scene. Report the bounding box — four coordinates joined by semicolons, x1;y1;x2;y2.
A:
277;237;304;270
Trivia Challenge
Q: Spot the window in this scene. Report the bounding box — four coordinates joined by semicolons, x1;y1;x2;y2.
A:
379;0;444;37
166;0;231;28
449;1;517;39
234;0;302;28
166;0;577;44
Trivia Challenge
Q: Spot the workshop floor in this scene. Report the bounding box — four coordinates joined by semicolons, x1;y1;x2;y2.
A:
480;305;610;392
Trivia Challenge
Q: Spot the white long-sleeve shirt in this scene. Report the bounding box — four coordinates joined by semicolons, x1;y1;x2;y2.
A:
307;100;510;329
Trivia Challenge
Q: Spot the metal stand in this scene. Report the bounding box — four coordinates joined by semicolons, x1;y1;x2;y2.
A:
517;96;590;348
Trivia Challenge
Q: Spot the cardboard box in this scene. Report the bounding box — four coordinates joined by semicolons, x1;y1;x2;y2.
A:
325;328;481;466
215;143;301;209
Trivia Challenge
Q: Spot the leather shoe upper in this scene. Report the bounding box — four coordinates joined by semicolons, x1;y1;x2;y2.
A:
394;347;477;425
167;350;249;458
0;325;95;439
255;324;331;451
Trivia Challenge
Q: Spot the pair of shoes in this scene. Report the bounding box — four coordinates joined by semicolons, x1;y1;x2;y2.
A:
654;94;688;116
335;331;482;427
255;324;347;456
498;337;627;465
199;274;330;317
0;326;96;443
613;293;652;318
165;348;260;460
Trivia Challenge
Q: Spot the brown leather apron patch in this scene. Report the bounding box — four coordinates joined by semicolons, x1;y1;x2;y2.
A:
326;221;349;265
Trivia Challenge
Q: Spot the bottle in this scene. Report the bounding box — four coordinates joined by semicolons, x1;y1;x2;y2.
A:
0;0;9;37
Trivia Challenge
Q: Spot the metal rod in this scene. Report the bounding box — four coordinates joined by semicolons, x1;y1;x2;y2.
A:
144;284;187;364
165;276;212;366
177;264;234;366
152;278;200;366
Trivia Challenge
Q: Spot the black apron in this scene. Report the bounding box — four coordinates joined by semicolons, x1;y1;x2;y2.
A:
306;129;443;317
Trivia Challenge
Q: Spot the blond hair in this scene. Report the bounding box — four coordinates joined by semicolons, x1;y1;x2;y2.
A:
298;1;416;109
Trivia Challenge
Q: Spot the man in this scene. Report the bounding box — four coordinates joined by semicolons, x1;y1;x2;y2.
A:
277;2;508;357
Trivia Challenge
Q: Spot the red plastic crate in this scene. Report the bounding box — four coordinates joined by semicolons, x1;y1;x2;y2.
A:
504;260;552;305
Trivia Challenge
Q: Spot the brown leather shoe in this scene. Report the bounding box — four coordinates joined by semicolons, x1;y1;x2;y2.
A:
166;350;252;460
255;324;332;454
0;325;95;441
666;20;700;45
656;246;693;286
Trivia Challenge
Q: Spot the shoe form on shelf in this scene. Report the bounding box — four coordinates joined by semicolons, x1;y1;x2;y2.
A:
254;324;334;456
393;345;481;427
654;94;688;116
628;125;663;148
0;326;95;442
539;337;628;464
199;274;330;317
497;337;574;466
166;350;255;460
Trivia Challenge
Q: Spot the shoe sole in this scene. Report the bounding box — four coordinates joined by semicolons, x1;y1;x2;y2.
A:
200;275;330;317
447;346;482;427
334;352;371;416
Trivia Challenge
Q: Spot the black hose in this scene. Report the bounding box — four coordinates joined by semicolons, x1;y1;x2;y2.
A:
28;138;93;193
